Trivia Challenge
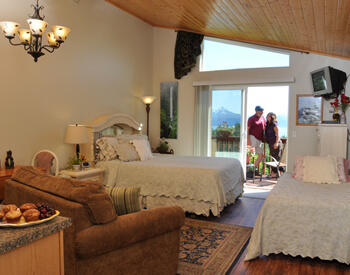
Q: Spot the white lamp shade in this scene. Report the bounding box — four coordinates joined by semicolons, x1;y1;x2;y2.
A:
51;26;71;42
27;19;48;36
64;125;89;144
18;29;31;44
140;96;156;104
46;32;59;47
0;21;20;38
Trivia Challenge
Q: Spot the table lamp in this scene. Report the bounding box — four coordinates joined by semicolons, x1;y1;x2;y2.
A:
64;124;89;160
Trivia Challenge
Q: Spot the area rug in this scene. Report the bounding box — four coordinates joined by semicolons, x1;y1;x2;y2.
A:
177;219;253;275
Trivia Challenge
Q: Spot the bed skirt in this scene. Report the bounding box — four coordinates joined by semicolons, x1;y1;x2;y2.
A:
141;182;243;217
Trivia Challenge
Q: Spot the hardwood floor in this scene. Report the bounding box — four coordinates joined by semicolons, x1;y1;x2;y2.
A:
188;197;350;275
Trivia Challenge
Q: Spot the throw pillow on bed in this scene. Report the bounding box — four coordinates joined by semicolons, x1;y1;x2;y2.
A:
114;143;140;161
105;186;141;215
117;134;148;144
292;155;348;183
302;155;339;184
96;137;119;161
130;139;154;161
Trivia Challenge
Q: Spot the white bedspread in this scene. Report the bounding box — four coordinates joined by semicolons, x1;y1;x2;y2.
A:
96;155;244;216
245;173;350;264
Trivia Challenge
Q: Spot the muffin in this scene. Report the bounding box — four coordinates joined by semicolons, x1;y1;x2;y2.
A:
0;210;4;221
20;203;36;213
5;210;22;224
3;204;18;214
23;209;40;222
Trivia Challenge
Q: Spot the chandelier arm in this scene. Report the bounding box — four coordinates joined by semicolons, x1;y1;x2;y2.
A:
41;44;60;53
8;38;24;47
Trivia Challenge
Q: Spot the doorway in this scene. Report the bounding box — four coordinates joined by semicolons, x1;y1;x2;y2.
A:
210;85;289;174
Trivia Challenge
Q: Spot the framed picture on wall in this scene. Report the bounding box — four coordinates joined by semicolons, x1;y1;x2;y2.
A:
160;82;178;139
296;94;323;126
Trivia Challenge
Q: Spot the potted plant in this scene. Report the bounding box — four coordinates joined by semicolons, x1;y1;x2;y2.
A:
156;137;170;153
246;146;255;164
216;121;234;137
67;156;82;171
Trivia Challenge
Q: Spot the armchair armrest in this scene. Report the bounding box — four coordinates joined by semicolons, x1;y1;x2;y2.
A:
74;205;185;259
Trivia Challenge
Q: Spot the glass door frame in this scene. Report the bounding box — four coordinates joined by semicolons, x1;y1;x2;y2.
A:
211;85;248;168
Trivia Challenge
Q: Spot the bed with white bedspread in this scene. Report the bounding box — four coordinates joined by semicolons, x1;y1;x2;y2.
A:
96;154;243;217
81;113;244;217
245;172;350;264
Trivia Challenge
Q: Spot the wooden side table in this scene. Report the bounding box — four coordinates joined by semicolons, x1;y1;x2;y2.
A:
0;166;46;201
59;168;105;183
0;213;71;275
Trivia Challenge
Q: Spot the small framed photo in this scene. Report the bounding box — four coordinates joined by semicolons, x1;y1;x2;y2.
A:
296;94;323;126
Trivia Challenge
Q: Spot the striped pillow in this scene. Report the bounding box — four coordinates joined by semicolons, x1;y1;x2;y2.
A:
105;187;141;215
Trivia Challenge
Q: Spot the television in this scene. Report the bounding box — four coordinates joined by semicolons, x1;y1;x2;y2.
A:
310;66;347;98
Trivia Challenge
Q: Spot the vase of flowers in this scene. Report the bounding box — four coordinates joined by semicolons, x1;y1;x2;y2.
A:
330;93;350;124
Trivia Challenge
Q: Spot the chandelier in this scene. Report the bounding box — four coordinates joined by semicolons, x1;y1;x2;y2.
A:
0;0;71;62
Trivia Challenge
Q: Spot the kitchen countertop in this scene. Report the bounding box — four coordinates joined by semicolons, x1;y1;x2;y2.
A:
0;212;71;254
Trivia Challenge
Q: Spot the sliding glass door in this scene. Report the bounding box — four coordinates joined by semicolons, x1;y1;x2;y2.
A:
210;86;248;165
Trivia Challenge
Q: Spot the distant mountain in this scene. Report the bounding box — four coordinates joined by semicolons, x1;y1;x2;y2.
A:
212;107;241;128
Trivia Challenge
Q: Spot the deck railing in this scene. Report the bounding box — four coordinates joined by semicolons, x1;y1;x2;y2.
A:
215;136;241;152
213;136;287;155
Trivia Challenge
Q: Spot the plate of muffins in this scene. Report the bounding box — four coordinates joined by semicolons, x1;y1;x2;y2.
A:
0;203;59;227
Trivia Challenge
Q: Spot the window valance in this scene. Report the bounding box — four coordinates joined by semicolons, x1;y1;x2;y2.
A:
174;31;204;79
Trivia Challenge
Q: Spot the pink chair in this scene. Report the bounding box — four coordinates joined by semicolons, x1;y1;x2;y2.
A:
31;150;59;176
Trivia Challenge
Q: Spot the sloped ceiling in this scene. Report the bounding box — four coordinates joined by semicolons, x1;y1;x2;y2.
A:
105;0;350;60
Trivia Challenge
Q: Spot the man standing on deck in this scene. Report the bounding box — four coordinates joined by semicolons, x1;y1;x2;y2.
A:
247;106;266;174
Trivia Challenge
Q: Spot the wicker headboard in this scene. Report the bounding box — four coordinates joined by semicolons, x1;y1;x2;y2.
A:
81;113;142;163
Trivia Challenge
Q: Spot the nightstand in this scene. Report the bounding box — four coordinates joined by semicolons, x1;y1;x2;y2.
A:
59;168;105;183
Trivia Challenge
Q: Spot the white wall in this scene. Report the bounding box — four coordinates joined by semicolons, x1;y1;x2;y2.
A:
2;1;349;171
0;0;153;168
152;28;350;170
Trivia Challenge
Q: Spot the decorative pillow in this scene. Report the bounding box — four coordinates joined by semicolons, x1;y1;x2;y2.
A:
130;139;154;161
292;155;348;183
336;157;347;182
105;186;141;215
96;137;119;161
114;143;140;161
303;155;339;184
344;159;350;182
117;134;148;144
291;155;304;181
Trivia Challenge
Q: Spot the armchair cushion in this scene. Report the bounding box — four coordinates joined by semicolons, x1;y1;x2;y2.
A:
105;186;141;215
11;166;117;224
74;205;185;259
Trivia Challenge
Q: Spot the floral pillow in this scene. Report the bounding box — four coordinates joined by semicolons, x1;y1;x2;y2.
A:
96;137;118;161
291;155;304;181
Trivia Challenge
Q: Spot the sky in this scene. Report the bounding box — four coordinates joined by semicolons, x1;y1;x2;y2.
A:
202;39;290;71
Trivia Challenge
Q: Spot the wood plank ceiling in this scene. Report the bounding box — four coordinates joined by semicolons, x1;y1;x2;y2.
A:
105;0;350;60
